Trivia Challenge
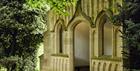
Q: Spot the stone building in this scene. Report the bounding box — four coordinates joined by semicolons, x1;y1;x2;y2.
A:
41;0;123;71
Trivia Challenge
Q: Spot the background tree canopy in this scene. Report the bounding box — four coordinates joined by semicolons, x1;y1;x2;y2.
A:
0;0;76;71
112;0;140;70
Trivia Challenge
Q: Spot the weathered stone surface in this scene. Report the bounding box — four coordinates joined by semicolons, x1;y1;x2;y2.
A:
42;0;123;71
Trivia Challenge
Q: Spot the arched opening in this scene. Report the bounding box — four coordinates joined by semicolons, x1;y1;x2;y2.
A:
59;25;63;53
74;22;90;71
96;11;114;56
103;22;113;56
54;19;64;54
55;24;63;54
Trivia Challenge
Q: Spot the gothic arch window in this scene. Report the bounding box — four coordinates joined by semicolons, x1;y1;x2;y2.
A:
59;25;63;53
103;22;113;56
54;19;64;54
96;11;114;56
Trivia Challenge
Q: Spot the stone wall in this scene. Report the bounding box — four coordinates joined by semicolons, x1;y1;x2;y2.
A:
42;0;123;71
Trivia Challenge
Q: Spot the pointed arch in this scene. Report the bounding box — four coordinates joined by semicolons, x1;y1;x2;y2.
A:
53;18;65;53
95;10;113;28
67;16;93;71
67;0;94;30
67;16;93;30
95;10;114;56
52;18;66;32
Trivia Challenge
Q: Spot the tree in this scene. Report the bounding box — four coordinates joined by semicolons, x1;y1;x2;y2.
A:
112;0;140;71
0;0;76;71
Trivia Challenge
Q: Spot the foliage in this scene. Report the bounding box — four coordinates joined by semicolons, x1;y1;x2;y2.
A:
25;0;76;15
0;0;43;71
0;0;76;71
111;0;140;70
